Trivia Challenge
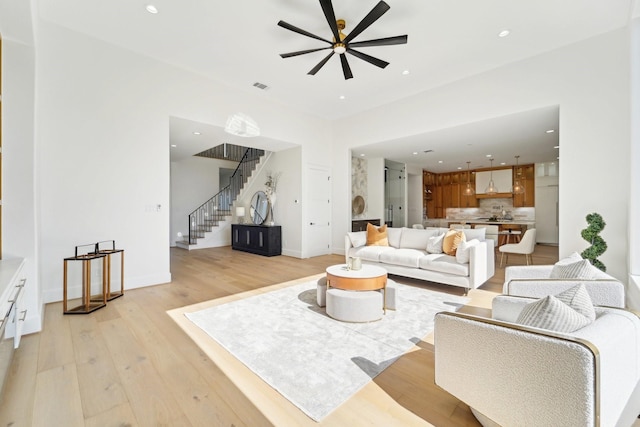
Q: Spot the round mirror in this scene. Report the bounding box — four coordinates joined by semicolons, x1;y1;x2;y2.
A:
250;191;269;225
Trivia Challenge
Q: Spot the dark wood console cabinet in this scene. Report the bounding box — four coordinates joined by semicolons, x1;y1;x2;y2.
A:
232;224;281;257
351;219;381;232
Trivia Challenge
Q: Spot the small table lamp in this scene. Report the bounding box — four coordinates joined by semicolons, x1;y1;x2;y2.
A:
236;206;246;224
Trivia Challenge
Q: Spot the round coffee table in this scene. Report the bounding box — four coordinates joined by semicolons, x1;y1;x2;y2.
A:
326;264;387;291
325;264;388;314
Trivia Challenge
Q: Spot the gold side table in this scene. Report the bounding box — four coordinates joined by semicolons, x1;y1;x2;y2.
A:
63;244;107;314
96;240;124;301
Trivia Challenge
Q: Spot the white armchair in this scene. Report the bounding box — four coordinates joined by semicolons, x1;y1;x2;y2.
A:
435;295;640;427
503;263;625;308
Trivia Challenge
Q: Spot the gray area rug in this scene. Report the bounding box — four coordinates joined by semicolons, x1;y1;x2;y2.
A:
185;280;468;422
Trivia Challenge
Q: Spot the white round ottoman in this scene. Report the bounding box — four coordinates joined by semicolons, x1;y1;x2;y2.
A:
316;276;327;307
326;288;383;322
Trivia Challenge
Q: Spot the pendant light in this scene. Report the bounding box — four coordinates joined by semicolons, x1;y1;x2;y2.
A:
512;155;525;194
485;158;498;195
462;161;475;196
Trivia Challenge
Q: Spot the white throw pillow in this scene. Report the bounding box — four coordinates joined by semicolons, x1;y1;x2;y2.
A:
554;284;596;321
550;259;597;280
426;233;444;254
462;228;486;241
456;239;480;264
516;295;592;333
347;231;367;248
399;227;437;250
516;284;595;332
554;252;583;266
386;227;403;248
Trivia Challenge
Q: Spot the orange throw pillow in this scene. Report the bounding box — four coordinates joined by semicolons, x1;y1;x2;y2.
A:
366;223;389;246
442;230;466;255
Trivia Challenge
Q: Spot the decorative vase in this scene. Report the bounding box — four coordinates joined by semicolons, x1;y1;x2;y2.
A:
267;194;276;226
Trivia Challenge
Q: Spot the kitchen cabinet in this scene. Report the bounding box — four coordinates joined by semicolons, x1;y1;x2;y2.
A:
513;164;535;207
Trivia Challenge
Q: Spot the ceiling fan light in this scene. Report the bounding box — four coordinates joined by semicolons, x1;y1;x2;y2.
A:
333;43;346;54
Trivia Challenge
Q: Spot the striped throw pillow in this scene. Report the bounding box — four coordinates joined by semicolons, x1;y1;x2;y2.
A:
550;259;597;280
516;295;592;333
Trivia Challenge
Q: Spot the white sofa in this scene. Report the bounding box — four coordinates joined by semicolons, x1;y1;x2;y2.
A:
345;227;495;293
435;295;640;427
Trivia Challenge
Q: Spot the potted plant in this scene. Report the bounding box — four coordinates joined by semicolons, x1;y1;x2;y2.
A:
581;212;607;271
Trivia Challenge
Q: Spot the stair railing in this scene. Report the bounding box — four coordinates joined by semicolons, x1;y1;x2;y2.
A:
188;147;264;244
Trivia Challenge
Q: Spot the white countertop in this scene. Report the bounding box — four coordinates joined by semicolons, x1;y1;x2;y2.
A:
0;258;25;299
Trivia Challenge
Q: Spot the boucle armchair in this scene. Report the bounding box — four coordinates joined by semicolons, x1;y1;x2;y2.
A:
503;259;625;308
434;295;640;427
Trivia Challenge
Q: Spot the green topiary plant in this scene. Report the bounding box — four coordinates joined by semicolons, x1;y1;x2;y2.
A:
580;212;607;271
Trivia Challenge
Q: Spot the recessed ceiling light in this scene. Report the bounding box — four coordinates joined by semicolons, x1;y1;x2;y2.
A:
145;4;158;14
500;162;506;165
193;131;201;135
360;153;365;157
402;70;410;76
171;144;177;148
498;29;510;38
438;160;443;164
554;145;560;149
485;154;492;158
339;95;345;100
457;167;462;170
546;129;555;133
412;152;418;155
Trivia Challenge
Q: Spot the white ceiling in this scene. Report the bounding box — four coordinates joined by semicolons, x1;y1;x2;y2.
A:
35;0;633;170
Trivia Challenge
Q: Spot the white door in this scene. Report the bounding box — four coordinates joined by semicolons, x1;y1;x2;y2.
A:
535;185;559;244
307;165;332;257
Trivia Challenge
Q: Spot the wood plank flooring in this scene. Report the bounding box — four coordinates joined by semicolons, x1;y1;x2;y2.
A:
0;244;559;426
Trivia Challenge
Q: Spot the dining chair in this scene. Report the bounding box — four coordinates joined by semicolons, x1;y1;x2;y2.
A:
498;228;536;267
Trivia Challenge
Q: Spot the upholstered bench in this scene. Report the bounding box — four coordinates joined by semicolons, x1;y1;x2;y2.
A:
326;288;383;322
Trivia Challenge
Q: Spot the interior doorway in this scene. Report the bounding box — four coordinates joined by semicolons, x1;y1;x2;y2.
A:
384;160;406;228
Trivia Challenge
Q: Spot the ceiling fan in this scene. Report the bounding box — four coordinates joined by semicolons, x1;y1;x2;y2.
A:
277;0;408;80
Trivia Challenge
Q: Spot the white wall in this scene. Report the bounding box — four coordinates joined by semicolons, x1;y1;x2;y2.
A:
34;21;330;303
332;29;631;284
170;156;238;246
235;147;303;257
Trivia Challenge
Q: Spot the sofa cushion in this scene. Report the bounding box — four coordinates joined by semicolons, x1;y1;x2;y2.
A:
427;233;445;254
348;245;395;262
442;230;466;256
419;254;469;277
462;228;486;241
387;227;402;248
456;239;480;264
366;223;388;246
347;231;367;248
550;259;597;280
379;248;425;268
516;294;593;333
399;227;438;250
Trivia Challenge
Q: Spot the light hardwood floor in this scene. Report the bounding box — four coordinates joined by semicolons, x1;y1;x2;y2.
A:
0;244;559;426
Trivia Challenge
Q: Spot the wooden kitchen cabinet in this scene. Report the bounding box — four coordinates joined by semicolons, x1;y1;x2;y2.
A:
513;164;535;207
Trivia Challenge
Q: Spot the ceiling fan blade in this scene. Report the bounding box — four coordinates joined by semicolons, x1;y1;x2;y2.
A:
346;48;389;69
348;34;408;48
319;0;342;44
280;47;332;59
308;52;335;75
277;20;332;44
340;54;354;80
343;1;390;44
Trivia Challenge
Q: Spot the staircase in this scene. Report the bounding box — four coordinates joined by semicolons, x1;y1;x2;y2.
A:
176;146;265;250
